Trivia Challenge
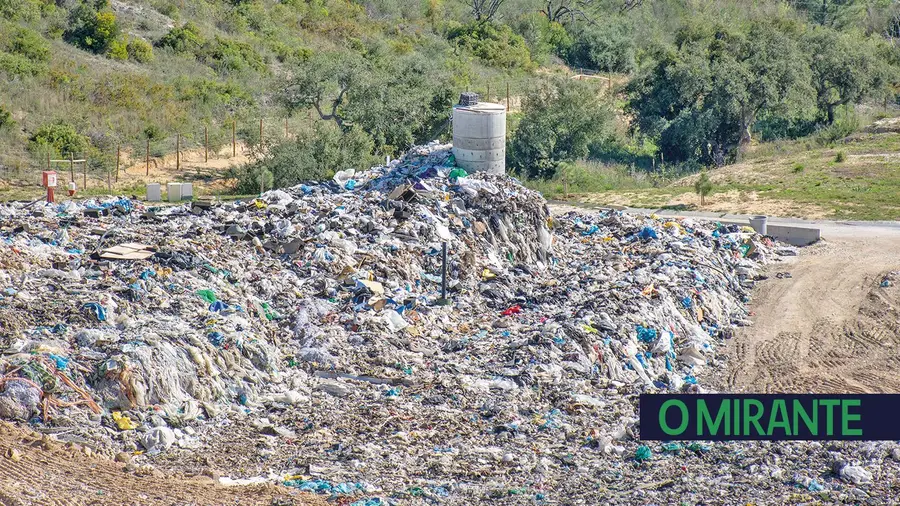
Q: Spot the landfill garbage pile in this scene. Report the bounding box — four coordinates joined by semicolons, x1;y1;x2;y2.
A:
1;142;897;504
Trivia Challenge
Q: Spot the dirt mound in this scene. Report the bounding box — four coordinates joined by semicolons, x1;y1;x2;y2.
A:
0;421;321;505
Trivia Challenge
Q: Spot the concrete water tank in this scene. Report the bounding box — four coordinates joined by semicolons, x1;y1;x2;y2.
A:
452;95;506;174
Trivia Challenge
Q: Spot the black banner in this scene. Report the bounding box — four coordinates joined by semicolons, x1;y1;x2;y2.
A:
640;394;900;440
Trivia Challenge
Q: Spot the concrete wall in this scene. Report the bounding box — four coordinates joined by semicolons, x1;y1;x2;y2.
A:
719;220;820;246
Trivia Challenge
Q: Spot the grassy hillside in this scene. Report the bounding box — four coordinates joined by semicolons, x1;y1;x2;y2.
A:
2;0;900;212
561;111;900;221
0;0;549;182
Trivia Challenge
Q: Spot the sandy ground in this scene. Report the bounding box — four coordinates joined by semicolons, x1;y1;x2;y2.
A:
578;189;832;219
724;224;900;394
0;144;250;200
0;422;322;506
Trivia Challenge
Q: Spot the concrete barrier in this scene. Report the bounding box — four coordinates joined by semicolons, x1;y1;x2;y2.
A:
717;220;820;246
766;224;821;246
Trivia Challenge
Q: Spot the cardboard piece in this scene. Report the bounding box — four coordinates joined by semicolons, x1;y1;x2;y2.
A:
100;242;155;260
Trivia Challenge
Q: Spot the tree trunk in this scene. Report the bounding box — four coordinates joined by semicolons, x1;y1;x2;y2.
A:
826;104;835;125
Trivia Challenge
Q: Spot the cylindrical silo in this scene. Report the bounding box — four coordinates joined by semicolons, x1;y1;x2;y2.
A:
452;95;506;174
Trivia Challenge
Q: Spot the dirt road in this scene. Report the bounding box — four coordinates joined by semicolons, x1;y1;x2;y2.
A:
0;422;321;506
725;223;900;393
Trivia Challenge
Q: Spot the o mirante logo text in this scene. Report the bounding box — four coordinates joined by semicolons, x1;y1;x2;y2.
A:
640;394;899;441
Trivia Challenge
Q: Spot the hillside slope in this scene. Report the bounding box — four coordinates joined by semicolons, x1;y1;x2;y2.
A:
575;117;900;221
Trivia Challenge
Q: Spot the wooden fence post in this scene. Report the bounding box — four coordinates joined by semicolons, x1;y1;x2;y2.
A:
115;145;120;183
205;126;209;163
69;153;74;182
146;138;150;176
82;156;87;190
506;82;510;111
487;83;491;102
176;133;180;171
259;118;263;147
232;120;236;157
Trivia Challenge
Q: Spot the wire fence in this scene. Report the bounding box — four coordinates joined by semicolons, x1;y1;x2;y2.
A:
0;77;600;196
0;117;296;194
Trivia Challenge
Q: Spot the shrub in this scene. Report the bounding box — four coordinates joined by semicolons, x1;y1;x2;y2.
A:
202;37;268;75
232;124;376;193
447;22;532;70
30;121;91;157
156;22;204;54
791;162;804;173
0;0;41;22
9;27;50;62
143;124;163;140
834;151;846;163
175;78;254;111
814;107;860;145
65;4;121;55
127;38;154;63
107;38;128;60
0;52;43;77
0;104;12;129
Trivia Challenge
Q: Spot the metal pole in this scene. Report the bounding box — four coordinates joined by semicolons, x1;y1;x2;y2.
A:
441;241;448;300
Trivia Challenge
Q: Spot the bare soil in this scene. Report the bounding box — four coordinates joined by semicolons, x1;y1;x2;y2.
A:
0;422;322;506
724;229;900;393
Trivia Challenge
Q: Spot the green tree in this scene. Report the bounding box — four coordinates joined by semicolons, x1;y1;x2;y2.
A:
564;21;635;73
803;27;887;124
447;22;533;69
280;50;454;155
626;22;813;165
694;170;712;206
508;78;613;179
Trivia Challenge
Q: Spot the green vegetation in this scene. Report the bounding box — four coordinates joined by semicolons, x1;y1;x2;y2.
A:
0;0;898;213
508;78;612;179
694;170;712;206
231;124;376;193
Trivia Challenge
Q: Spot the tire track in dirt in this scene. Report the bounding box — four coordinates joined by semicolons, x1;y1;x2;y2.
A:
725;227;900;394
